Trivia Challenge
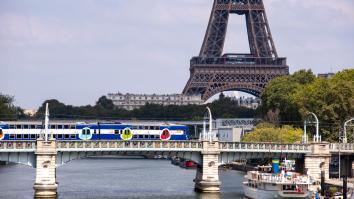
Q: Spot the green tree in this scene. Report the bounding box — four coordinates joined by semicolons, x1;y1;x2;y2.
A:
295;69;354;142
260;70;316;123
0;93;24;120
260;68;354;142
242;122;303;143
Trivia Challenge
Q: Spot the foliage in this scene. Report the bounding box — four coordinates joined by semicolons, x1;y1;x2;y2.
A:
260;69;354;142
241;122;303;143
0;93;24;120
35;95;256;120
260;69;316;123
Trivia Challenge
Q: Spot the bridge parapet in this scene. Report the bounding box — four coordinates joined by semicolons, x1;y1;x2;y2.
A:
57;140;203;152
330;143;354;153
219;142;311;153
0;141;36;152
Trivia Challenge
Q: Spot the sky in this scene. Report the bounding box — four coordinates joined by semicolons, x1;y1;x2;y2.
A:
1;0;353;109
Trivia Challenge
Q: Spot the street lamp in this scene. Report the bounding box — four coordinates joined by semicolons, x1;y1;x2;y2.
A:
304;112;320;143
344;118;354;143
202;107;214;142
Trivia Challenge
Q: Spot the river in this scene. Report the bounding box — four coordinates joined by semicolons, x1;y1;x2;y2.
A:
0;157;245;199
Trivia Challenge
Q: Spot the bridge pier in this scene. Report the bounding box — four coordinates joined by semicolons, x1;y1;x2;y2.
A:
194;141;220;193
305;142;331;180
33;139;57;198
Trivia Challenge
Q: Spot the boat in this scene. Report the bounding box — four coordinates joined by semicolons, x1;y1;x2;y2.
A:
243;166;314;199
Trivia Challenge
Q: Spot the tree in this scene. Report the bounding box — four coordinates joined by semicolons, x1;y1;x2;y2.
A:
96;96;115;110
260;68;354;142
294;69;354;142
0;93;24;120
242;122;303;143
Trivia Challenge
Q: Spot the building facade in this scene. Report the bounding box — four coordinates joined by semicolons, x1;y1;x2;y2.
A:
231;97;261;109
107;93;204;110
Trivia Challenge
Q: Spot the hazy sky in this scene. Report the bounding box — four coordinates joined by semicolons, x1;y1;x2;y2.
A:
1;0;353;109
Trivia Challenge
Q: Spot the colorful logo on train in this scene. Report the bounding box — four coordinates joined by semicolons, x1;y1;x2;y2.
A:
121;128;133;141
160;129;171;140
79;127;92;140
0;128;4;140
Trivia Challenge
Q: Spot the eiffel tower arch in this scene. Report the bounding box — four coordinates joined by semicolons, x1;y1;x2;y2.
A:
183;0;289;101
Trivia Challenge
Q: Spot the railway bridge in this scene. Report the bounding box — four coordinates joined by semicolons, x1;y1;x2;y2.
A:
1;138;353;198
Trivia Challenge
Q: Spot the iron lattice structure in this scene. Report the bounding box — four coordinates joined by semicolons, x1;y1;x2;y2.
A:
183;0;289;100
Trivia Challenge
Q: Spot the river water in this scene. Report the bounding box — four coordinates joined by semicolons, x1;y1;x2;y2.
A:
0;157;245;199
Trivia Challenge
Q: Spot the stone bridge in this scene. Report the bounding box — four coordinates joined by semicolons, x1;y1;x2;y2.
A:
0;139;350;198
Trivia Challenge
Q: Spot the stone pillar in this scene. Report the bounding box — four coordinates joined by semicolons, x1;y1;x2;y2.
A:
194;141;220;192
304;142;331;180
33;139;57;198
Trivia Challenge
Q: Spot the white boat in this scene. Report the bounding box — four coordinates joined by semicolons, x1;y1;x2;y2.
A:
243;169;314;199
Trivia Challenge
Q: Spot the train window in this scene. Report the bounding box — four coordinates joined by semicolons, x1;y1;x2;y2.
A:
155;135;160;139
94;129;96;134
154;126;159;130
149;135;154;139
23;125;29;129
9;125;15;129
64;125;69;129
138;126;143;130
133;135;138;139
139;135;143;139
23;134;29;139
70;125;76;129
132;126;138;130
114;130;120;135
30;125;36;129
149;126;154;130
57;125;63;129
16;125;22;129
16;134;22;139
9;134;15;139
57;134;63;139
64;134;69;139
70;134;76;139
144;135;149;139
30;134;36;139
36;125;43;129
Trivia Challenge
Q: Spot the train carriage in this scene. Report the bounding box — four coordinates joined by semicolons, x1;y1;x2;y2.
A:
0;121;189;141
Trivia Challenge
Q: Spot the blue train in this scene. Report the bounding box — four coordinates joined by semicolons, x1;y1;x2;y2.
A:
0;121;189;141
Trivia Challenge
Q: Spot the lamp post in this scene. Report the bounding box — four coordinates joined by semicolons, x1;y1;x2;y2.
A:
344;118;354;144
303;120;307;143
304;112;320;142
44;103;49;142
206;107;213;142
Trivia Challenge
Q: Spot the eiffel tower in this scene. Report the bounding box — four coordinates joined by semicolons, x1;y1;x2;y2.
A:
183;0;289;100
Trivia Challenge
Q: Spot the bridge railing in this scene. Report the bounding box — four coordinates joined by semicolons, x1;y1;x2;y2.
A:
219;142;310;153
0;141;36;151
57;140;203;151
329;143;354;152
